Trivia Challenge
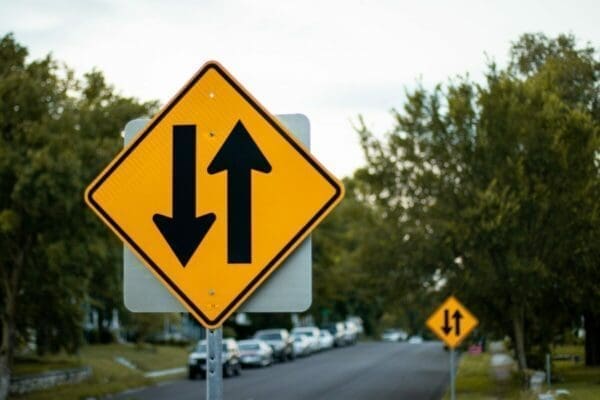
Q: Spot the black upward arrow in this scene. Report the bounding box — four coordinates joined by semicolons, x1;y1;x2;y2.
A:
153;125;216;267
453;310;463;336
208;120;272;263
442;309;452;335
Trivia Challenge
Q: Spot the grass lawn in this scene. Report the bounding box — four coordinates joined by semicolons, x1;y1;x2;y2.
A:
444;352;529;400
552;346;600;400
445;346;600;400
13;343;189;400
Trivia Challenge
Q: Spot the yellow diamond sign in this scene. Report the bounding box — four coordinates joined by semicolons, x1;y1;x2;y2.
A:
85;62;344;328
426;296;478;348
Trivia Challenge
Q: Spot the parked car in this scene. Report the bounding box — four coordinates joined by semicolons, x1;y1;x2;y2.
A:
322;322;346;347
343;321;358;345
254;329;295;361
408;335;424;344
238;339;273;367
291;327;321;354
381;328;408;342
292;334;312;357
346;316;365;335
318;329;334;350
188;338;242;379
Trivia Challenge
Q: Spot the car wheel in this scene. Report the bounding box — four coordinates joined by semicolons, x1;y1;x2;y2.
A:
235;363;242;376
188;368;196;380
224;363;234;378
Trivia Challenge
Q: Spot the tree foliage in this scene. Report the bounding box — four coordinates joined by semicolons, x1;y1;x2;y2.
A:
355;33;599;369
0;33;157;398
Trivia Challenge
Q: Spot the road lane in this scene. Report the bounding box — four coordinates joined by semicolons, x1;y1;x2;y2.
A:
113;341;450;400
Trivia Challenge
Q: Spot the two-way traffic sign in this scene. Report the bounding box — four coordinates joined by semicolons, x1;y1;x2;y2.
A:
426;296;478;348
85;62;344;328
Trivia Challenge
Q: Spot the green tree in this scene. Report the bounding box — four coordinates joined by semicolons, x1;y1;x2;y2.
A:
311;175;441;336
0;34;156;399
311;178;387;332
356;33;599;370
75;70;158;344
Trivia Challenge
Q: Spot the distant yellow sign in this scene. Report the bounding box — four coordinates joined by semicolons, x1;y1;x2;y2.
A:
85;62;344;328
426;296;478;348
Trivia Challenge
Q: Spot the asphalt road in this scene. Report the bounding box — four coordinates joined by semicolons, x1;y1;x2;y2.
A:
114;341;450;400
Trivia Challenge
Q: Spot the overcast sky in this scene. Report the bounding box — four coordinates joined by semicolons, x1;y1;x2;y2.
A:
2;0;599;178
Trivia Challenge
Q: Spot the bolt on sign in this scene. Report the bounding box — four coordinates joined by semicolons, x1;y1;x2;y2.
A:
85;62;344;328
426;296;478;348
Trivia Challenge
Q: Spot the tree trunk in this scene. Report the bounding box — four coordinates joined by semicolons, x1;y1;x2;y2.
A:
1;248;24;400
584;311;600;366
0;354;9;400
511;305;527;371
0;292;17;400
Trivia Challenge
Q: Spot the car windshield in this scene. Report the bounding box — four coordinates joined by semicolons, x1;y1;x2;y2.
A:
239;343;260;350
256;333;281;340
296;330;314;337
294;336;303;342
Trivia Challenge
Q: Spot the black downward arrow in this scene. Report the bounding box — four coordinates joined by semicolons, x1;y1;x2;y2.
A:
442;309;452;335
453;310;463;336
208;120;271;263
153;125;216;267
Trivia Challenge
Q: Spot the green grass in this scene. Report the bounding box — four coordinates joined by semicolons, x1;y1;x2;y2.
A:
13;356;81;376
13;343;189;400
444;352;527;400
552;346;600;400
445;346;600;400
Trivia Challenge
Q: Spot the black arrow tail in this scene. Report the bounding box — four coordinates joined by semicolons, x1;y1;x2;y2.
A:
227;169;251;263
453;310;463;336
153;125;215;267
442;309;452;335
208;121;271;264
172;125;196;219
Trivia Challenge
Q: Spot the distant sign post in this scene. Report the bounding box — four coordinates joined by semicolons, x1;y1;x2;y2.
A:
427;296;478;400
85;62;344;400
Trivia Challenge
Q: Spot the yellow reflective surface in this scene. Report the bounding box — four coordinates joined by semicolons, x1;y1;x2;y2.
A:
85;62;344;328
426;296;478;348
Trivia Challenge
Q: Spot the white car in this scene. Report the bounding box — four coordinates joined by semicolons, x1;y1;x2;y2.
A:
408;335;424;344
321;322;346;347
291;327;321;354
238;339;273;367
318;329;334;350
292;334;312;357
346;316;365;335
253;329;294;361
381;329;408;342
188;338;242;379
343;321;358;345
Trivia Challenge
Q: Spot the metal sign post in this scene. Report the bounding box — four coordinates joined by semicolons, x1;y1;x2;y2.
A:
206;328;223;400
449;348;456;400
426;296;479;399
